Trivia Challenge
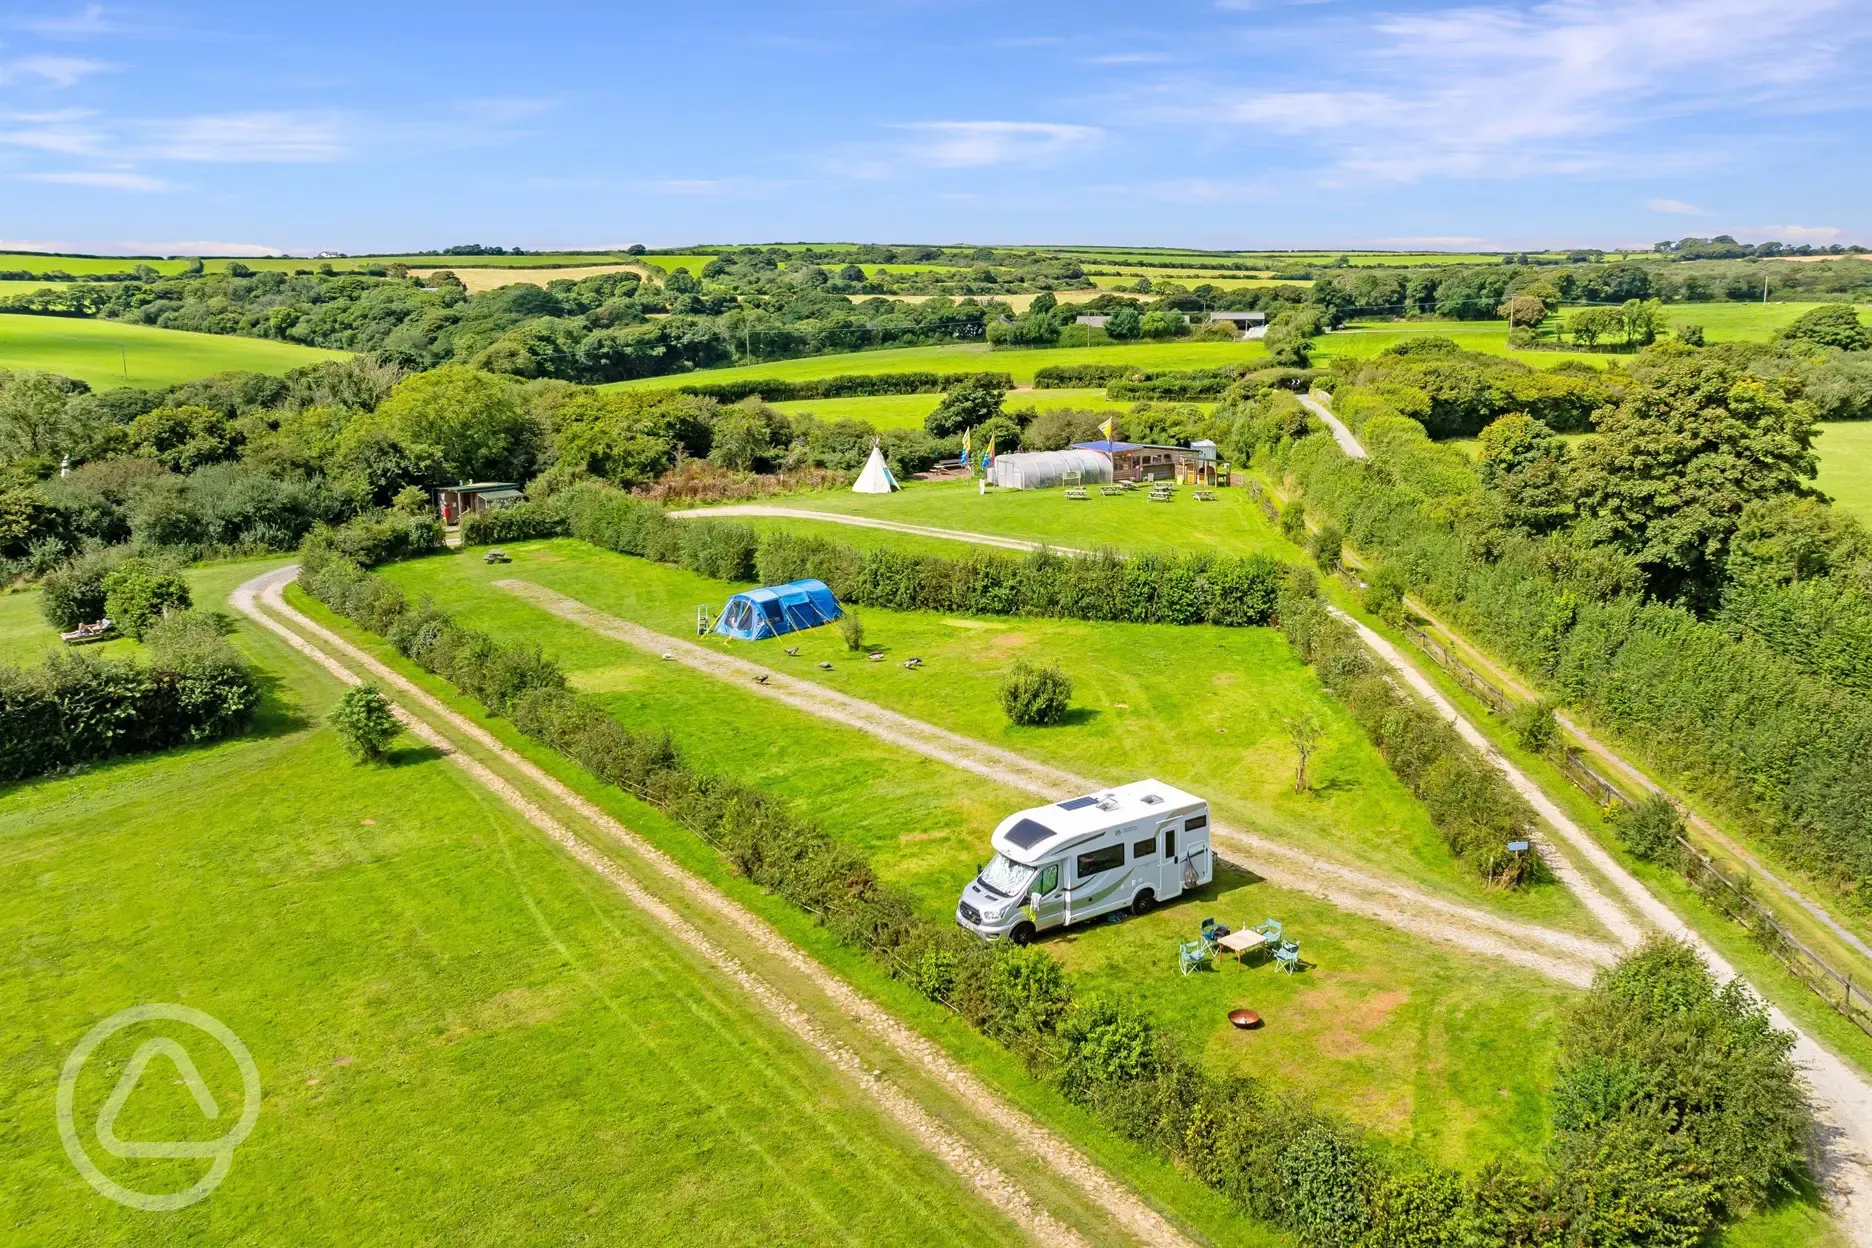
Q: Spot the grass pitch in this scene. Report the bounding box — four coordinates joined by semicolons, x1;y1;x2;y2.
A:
0;316;347;389
0;560;1025;1245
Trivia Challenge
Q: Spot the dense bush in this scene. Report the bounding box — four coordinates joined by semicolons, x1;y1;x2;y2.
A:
1550;940;1811;1242
1614;793;1685;863
459;500;569;546
998;660;1072;726
38;545;124;629
298;509;444;568
0;609;258;783
329;684;401;761
100;557;191;638
1033;363;1132;388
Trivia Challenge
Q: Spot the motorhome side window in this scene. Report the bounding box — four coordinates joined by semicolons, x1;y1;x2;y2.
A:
1076;844;1124;878
1164;826;1176;857
1133;836;1155;858
1037;864;1059;894
1185;814;1208;832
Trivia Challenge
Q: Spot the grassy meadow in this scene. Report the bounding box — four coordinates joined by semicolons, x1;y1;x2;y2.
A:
374;541;1595;1172
1817;422;1872;519
607;339;1271;392
0;316;347;389
0;560;1030;1247
768;388;1210;430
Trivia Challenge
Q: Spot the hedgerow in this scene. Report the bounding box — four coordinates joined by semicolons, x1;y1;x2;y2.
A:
677;370;1012;403
0;609;259;783
299;543;1810;1245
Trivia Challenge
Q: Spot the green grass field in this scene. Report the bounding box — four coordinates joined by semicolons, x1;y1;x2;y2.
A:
0;280;78;297
1622;300;1871;341
376;542;1592;1171
0;316;347;388
1817;422;1872;518
0;560;1028;1245
608;340;1270;392
767;388;1211;430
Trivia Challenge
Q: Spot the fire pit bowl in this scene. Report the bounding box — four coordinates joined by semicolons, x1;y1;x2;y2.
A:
1228;1008;1262;1030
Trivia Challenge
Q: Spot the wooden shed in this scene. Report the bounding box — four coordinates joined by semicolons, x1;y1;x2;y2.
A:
436;482;522;525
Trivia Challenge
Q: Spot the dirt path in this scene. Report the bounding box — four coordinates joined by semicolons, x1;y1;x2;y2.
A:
1296;392;1366;461
500;578;1620;986
234;568;1194;1248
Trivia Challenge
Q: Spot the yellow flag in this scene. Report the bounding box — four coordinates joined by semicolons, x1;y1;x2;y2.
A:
1098;416;1116;442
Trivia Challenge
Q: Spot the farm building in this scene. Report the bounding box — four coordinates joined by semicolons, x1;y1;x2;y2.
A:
713;579;844;641
1071;441;1215;485
435;482;522;524
986;448;1114;490
1074;315;1110;328
1207;310;1267;327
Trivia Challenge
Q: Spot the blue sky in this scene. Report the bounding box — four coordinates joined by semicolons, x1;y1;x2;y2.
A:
2;0;1869;255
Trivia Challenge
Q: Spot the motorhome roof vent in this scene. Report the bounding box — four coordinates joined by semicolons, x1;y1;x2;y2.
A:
1056;795;1099;811
1140;793;1164;805
1096;794;1120;811
1006;818;1056;849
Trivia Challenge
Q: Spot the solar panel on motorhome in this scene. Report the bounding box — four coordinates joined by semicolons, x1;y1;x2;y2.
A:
1056;796;1099;811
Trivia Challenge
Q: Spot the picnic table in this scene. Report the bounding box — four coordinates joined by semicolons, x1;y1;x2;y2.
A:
1099;484;1126;496
1215;928;1268;964
1064;486;1088;500
1193;489;1217;501
1148;486;1174;503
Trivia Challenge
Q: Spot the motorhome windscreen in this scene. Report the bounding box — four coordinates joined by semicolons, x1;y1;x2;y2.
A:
978;854;1036;898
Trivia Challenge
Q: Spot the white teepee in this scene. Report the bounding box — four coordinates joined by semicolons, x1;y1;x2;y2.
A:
852;440;900;494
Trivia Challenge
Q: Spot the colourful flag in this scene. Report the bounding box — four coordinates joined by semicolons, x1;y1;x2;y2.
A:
1098;416;1116;445
961;425;973;474
986;437;996;468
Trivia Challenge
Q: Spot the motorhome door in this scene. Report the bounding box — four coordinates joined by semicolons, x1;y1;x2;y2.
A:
1026;862;1065;931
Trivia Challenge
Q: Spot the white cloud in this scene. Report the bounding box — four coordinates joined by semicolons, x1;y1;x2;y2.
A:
0;54;113;87
136;112;345;162
1191;0;1869;182
0;108;105;154
1759;223;1843;240
21;168;167;190
113;240;287;256
19;5;127;39
1646;197;1714;216
1084;52;1172;65
891;120;1102;168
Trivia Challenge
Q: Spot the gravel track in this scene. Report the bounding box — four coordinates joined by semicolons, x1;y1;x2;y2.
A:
500;578;1618;986
234;567;1191;1248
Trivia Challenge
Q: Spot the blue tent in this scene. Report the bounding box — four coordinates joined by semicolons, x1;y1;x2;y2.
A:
713;579;844;641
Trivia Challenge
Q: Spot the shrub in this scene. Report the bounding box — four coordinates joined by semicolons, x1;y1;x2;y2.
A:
460;499;568;546
1279;500;1307;543
39;546;125;629
1614;793;1685;863
1508;700;1559;755
999;660;1072;726
1309;523;1343;573
300;509;443;568
1360;564;1406;624
837;611;865;652
1552;939;1811;1232
329;684;401;761
101;558;191;638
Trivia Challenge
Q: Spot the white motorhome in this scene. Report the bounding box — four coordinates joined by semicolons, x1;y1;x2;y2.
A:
955;779;1212;945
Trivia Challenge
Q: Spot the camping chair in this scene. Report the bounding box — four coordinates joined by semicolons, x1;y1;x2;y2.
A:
1178;939;1212;976
1199;918;1232;951
1272;940;1301;974
1253;918;1283;944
